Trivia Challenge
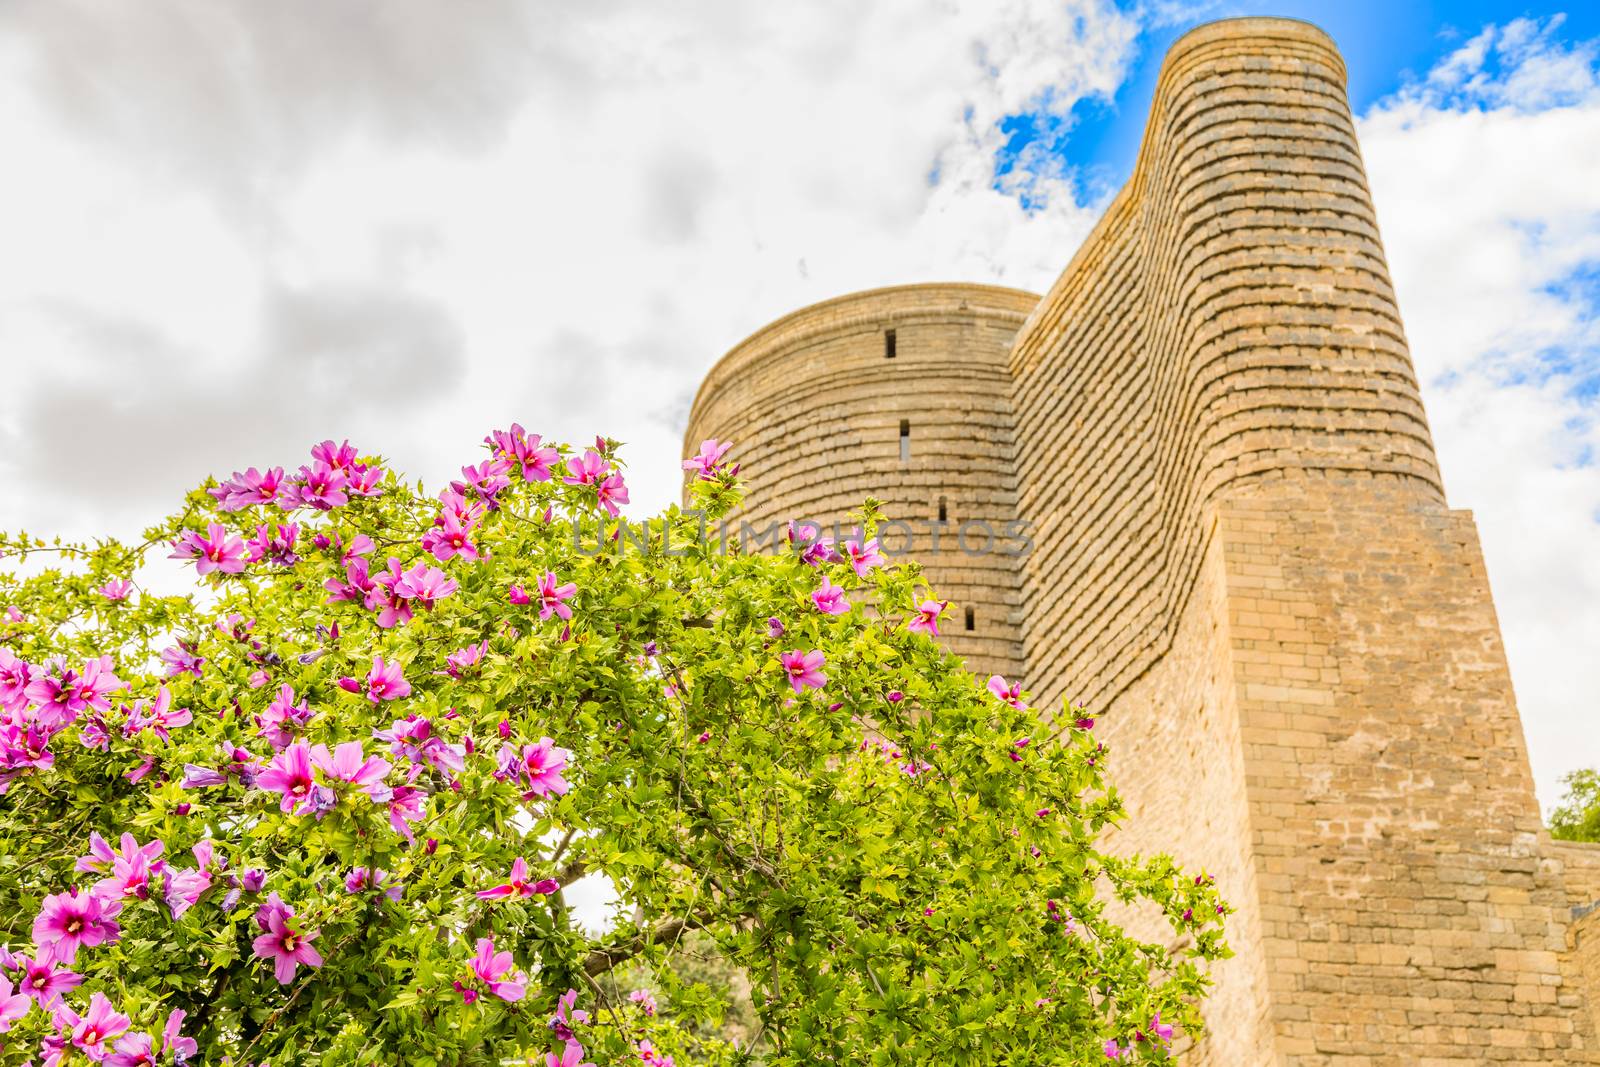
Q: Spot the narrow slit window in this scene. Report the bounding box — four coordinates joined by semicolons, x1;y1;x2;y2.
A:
899;419;911;463
885;328;897;359
937;496;947;522
964;607;976;631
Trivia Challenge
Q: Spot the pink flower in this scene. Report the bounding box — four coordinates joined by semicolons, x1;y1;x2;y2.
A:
339;655;411;704
257;684;313;750
537;572;577;621
32;889;121;965
91;833;167;902
393;562;458;610
907;599;947;637
596;472;629;517
310;740;391;799
486;424;559;482
1149;1012;1174;1045
0;648;31;713
682;438;733;481
811;576;850;616
987;675;1028;709
629;988;659;1016
324;556;377;605
344;867;402;900
546;1041;595;1067
210;466;288;511
1104;1038;1127;1060
477;857;560;900
251;907;323;984
0;975;30;1032
845;537;885;578
243;521;300;566
27;656;125;730
780;650;827;693
311;438;361;473
468;937;526;1002
15;955;81;1008
443;641;488;679
97;579;133;602
548;988;589;1040
563;450;608;486
453;460;512;505
62;991;130;1059
422;509;478;562
256;741;316;814
159;643;204;678
169;522;247;575
290;461;350;510
508;584;532;605
518;737;571;798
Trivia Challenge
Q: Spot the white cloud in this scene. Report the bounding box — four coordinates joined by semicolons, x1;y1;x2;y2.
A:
1358;15;1600;809
0;0;1135;539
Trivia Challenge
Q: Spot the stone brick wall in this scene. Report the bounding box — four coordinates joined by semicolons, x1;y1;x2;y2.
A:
685;284;1038;679
684;15;1596;1064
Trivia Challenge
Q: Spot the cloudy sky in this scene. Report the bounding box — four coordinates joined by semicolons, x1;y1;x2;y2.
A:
1;0;1596;810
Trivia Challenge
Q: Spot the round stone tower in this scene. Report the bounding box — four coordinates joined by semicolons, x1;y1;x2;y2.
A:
683;283;1038;679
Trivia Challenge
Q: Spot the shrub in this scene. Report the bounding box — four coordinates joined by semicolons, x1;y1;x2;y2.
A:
0;430;1227;1064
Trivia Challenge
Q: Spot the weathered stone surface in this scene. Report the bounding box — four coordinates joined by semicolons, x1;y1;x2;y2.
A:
685;16;1599;1064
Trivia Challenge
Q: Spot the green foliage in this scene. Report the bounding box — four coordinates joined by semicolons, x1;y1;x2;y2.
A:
0;434;1227;1064
1550;769;1600;843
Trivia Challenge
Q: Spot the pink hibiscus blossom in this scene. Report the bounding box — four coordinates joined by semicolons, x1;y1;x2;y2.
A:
0;975;30;1032
393;562;458;610
97;579;133;602
256;741;316;814
907;599;948;637
487;424;560;482
548;987;590;1040
168;523;247;576
476;858;559;900
243;521;300;566
159;643;204;678
289;461;350;510
682;438;733;481
310;741;391;800
344;867;402;900
536;572;577;621
15;955;81;1008
257;683;314;749
338;655;411;704
210;466;287;511
516;737;571;798
104;1009;196;1067
596;472;629;517
91;833;167;902
547;1041;595;1067
987;674;1028;709
562;450;608;487
32;889;122;965
844;537;885;577
422;508;479;562
780;650;827;693
251;906;323;984
466;937;526;1002
60;991;131;1060
811;576;850;616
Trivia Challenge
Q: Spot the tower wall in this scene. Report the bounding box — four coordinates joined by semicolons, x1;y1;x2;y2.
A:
685;284;1037;679
684;16;1599;1063
1003;17;1595;1064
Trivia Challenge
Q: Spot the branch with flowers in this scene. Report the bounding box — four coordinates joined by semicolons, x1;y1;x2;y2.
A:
0;429;1228;1065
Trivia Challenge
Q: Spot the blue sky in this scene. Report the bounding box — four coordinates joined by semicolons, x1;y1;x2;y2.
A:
999;1;1600;201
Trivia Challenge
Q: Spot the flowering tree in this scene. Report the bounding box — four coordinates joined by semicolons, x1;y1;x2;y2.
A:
0;429;1228;1065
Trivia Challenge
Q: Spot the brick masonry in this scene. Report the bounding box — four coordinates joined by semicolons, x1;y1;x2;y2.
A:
684;16;1600;1064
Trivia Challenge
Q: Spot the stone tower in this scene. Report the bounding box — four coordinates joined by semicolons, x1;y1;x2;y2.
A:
684;17;1600;1065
